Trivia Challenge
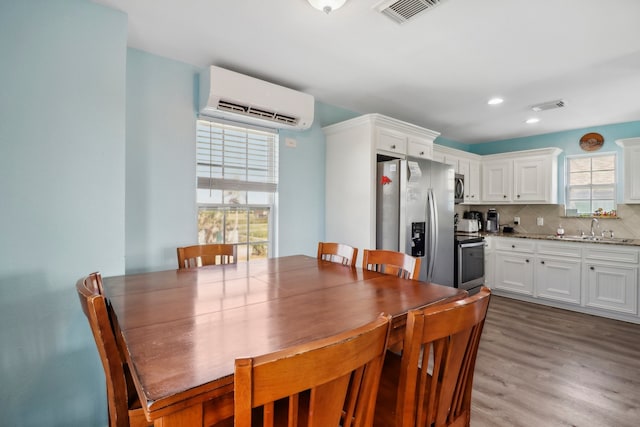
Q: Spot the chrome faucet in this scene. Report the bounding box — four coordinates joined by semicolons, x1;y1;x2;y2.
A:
590;217;599;237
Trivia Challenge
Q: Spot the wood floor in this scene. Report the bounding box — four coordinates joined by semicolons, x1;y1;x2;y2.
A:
471;295;640;427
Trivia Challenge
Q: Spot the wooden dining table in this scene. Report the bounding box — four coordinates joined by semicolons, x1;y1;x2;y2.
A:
104;255;466;426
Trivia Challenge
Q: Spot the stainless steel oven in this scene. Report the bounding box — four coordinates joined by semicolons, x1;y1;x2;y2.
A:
454;235;485;294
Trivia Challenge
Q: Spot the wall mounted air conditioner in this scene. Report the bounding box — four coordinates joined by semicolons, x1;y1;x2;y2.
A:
199;66;314;130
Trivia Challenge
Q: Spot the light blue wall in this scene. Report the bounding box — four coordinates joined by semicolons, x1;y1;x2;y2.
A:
125;49;200;273
0;1;127;426
468;121;640;203
124;53;358;263
278;102;358;257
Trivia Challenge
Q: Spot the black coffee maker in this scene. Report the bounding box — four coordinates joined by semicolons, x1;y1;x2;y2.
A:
463;211;484;231
486;208;500;233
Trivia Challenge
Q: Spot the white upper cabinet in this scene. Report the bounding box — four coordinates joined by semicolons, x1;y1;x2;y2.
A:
481;148;561;204
513;155;551;202
433;145;482;204
616;137;640;203
376;126;407;156
407;136;433;160
482;158;513;202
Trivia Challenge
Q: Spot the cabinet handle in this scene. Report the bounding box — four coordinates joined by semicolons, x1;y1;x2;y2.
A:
391;144;396;149
420;151;425;155
541;261;545;264
503;195;507;198
526;259;530;263
517;194;521;198
590;266;595;270
511;245;515;248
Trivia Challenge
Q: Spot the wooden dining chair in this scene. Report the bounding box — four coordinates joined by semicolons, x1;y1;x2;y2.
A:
362;249;421;280
76;274;151;427
234;313;392;427
176;243;237;269
317;241;358;267
373;287;491;427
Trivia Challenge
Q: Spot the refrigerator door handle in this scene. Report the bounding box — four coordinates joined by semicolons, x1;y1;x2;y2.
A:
427;188;438;282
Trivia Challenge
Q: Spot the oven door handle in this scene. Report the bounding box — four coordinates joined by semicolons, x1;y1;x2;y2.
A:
459;241;485;249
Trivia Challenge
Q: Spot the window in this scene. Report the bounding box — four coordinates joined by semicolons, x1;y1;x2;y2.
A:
196;119;278;261
565;153;616;216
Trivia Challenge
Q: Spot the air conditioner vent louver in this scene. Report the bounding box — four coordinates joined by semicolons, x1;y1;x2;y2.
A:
217;101;300;126
376;0;445;24
531;99;566;112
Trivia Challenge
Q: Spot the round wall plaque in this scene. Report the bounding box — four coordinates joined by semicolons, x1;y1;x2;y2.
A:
579;132;604;151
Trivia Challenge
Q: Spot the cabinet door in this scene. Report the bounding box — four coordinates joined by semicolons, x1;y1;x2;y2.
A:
584;263;637;314
535;256;581;304
482;159;512;202
407;137;432;160
623;143;640;202
376;127;407;155
467;159;481;203
513;157;547;202
443;155;459;171
494;252;533;295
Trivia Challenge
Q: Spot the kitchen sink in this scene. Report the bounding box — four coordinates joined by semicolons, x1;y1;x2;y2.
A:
546;235;633;244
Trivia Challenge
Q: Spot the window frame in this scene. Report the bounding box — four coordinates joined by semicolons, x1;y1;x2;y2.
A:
196;118;279;260
565;151;617;217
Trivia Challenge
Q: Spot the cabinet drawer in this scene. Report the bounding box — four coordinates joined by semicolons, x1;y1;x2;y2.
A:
407;140;432;159
495;238;535;253
376;128;407;155
537;242;581;258
583;245;639;264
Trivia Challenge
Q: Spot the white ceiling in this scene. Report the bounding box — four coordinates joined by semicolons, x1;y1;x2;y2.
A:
93;0;640;144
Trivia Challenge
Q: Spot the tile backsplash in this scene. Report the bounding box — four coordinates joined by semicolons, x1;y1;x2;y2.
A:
455;204;640;239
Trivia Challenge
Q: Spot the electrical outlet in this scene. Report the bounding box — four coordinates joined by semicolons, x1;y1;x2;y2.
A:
537;217;544;226
514;216;520;225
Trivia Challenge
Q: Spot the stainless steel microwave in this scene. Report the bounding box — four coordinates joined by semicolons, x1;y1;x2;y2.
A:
454;173;464;204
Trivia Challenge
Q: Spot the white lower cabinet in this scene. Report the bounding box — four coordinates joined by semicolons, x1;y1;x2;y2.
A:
494;238;534;295
535;242;582;305
583;245;638;315
495;253;534;295
491;237;640;323
536;256;582;304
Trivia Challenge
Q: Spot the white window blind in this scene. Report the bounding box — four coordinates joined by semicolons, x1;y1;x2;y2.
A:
566;153;616;216
197;119;278;193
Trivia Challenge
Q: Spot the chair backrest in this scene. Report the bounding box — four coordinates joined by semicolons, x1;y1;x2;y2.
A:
76;273;131;427
176;244;237;269
317;242;358;267
396;287;491;427
362;249;421;280
234;314;392;427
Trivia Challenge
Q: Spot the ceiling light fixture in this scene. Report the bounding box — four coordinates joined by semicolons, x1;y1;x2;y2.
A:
487;97;504;105
525;118;540;124
307;0;347;14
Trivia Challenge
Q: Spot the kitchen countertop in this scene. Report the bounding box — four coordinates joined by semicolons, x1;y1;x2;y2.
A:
479;231;640;247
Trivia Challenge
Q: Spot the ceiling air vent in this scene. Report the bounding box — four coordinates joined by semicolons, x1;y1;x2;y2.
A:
531;99;566;112
375;0;446;24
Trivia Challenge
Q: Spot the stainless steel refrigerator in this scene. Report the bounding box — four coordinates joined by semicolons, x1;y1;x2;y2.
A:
376;158;455;285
